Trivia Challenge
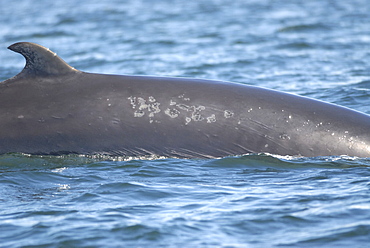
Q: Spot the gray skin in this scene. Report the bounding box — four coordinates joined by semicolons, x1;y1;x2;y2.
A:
1;42;370;158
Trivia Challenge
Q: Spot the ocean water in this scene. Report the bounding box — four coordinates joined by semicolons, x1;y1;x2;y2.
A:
1;0;370;247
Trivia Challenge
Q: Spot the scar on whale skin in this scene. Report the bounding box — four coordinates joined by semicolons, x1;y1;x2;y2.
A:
165;108;180;118
129;96;161;120
207;114;216;123
224;110;234;118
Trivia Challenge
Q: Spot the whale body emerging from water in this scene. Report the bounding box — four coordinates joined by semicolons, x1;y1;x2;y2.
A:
1;42;370;158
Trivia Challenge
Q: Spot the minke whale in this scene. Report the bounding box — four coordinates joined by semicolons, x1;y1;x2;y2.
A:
1;42;370;158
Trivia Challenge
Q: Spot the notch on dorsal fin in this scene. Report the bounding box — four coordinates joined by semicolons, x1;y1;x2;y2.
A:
8;42;78;77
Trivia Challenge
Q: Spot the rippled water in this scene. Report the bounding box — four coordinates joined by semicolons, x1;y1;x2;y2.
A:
1;0;370;247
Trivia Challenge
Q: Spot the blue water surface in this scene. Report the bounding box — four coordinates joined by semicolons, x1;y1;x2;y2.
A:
1;0;370;247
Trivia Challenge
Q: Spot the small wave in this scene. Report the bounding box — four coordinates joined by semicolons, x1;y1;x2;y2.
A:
206;153;370;169
0;153;369;171
277;42;314;50
277;23;331;33
353;80;370;89
4;30;73;42
282;224;370;247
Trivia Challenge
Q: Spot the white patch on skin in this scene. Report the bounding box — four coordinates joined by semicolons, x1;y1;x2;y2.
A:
149;102;161;114
128;96;136;108
134;111;145;117
177;104;190;111
207;114;216;123
192;113;203;121
185;117;191;125
224;110;234;118
191;106;205;121
129;96;161;121
165;108;180;118
129;94;238;126
178;94;190;101
279;133;290;140
137;97;147;110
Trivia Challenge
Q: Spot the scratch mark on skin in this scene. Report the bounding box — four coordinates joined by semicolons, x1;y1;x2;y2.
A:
112;118;121;125
177;104;190;111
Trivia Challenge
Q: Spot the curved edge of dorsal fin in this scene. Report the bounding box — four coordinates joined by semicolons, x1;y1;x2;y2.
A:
8;42;79;77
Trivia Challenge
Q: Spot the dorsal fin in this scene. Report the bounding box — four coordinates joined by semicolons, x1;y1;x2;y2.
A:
8;42;78;77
